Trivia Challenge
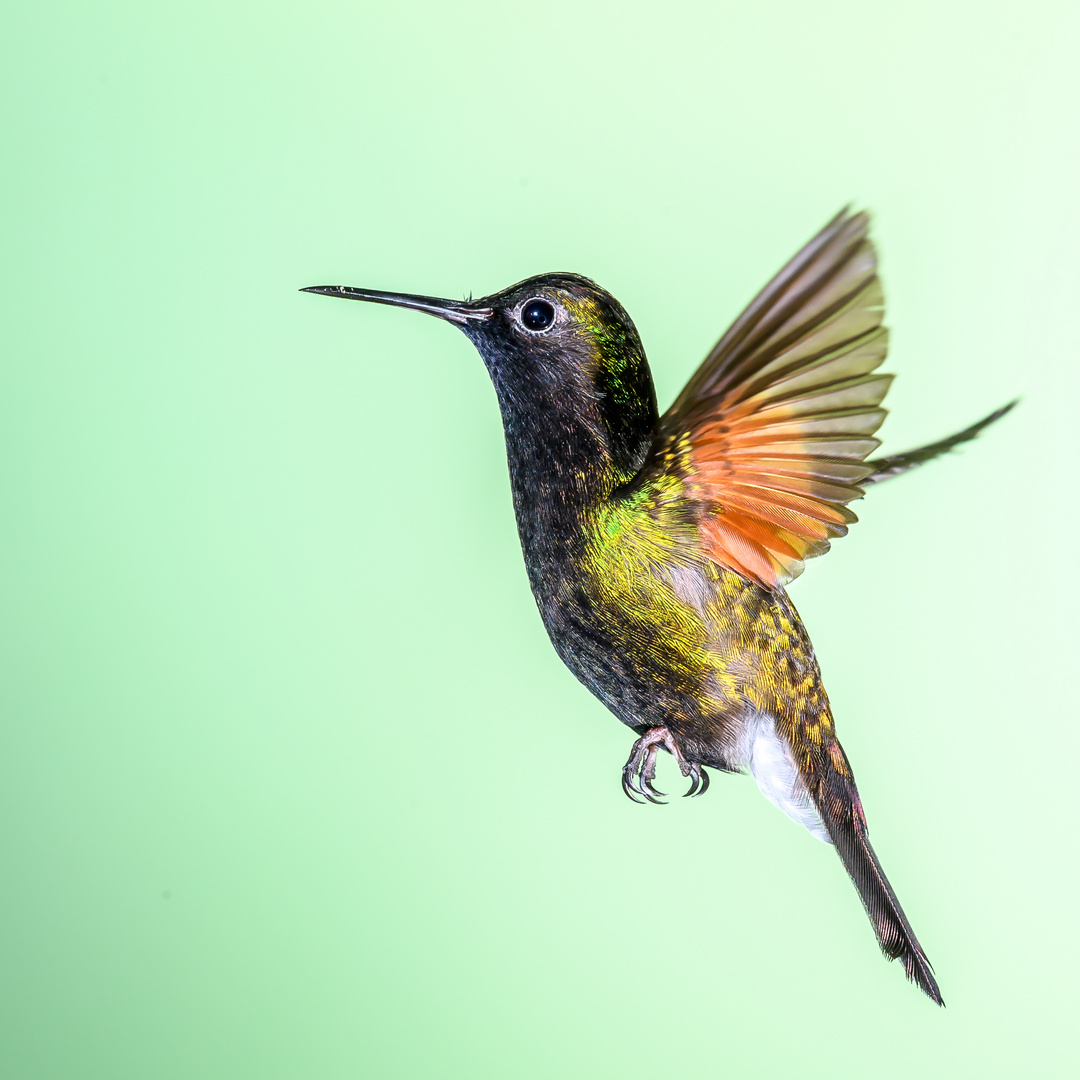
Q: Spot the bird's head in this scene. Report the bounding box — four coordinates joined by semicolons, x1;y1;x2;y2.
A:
303;272;659;482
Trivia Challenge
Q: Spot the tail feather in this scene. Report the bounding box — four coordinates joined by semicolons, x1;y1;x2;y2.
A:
815;766;944;1006
862;399;1017;486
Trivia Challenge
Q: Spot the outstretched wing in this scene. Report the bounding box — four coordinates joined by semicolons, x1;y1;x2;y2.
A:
654;209;892;588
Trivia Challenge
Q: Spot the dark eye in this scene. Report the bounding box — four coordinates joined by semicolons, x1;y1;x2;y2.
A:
521;298;555;331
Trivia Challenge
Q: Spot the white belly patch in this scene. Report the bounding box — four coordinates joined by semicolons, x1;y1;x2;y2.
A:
741;713;831;843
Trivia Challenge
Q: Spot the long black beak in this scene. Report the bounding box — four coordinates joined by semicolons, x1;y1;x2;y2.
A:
300;285;491;326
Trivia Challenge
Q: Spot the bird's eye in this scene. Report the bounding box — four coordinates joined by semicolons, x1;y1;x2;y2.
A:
520;298;556;332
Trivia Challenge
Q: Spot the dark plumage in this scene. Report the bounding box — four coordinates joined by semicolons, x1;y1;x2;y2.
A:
304;210;1013;1004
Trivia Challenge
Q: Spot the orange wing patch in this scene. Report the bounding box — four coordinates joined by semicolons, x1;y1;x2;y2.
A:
659;209;892;588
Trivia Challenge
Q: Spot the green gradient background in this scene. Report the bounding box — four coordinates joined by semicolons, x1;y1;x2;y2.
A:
2;2;1077;1077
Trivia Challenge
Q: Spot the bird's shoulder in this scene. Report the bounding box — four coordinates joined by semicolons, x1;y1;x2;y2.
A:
584;468;700;574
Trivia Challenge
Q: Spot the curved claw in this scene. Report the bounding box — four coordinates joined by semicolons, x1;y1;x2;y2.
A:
622;726;707;806
621;768;667;805
641;781;667;805
621;772;646;804
683;765;711;798
642;776;667;802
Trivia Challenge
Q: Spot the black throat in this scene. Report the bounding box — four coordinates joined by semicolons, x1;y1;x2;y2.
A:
465;312;658;590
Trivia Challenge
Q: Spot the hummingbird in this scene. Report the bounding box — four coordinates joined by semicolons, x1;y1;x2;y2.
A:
303;209;1013;1005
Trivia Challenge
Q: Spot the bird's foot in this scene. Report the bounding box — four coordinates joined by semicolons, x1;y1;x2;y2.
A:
621;726;710;804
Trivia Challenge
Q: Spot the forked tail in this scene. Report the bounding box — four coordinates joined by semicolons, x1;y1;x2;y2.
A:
814;760;944;1006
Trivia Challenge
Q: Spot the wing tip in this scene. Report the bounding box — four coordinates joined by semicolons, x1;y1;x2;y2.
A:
831;204;872;239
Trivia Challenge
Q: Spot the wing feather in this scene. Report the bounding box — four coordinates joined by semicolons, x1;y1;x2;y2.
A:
654;209;892;588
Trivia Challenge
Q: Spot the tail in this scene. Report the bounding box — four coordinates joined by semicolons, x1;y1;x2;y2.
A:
862;399;1018;486
814;759;944;1006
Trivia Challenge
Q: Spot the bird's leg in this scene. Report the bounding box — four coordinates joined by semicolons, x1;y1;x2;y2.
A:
621;726;710;804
